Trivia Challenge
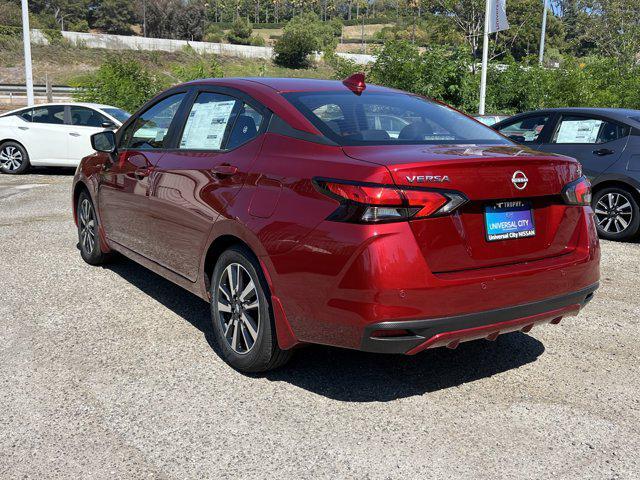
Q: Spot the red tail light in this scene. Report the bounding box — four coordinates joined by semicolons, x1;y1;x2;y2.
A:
562;176;592;206
314;179;467;223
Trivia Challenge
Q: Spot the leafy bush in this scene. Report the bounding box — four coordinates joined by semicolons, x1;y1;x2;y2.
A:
73;56;167;112
172;57;224;82
225;17;265;46
67;19;89;32
227;17;251;45
274;12;337;69
203;24;225;43
325;52;364;80
274;27;316;68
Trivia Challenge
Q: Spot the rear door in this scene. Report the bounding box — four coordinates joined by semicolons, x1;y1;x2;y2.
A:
146;88;268;280
25;105;68;164
534;114;630;181
98;92;188;255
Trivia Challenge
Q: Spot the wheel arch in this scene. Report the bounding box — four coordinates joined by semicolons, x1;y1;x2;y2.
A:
0;138;27;150
72;180;90;224
591;178;640;203
203;235;255;291
201;232;299;350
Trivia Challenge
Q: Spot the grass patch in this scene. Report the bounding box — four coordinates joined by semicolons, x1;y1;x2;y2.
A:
0;41;335;86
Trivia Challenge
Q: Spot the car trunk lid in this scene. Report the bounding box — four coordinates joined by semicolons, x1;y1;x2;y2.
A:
342;144;583;273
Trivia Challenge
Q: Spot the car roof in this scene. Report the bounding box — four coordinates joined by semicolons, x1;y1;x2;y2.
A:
510;107;640;123
185;77;397;94
1;102;119;114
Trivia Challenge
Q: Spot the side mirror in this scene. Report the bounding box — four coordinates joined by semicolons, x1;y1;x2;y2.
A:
101;121;117;129
91;130;117;154
507;134;526;143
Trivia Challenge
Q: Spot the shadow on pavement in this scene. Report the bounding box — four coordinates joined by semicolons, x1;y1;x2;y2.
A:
107;256;545;402
28;167;77;176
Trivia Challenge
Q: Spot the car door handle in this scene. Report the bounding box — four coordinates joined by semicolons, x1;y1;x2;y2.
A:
69;132;81;137
133;167;153;180
18;126;29;131
211;164;238;176
593;148;614;156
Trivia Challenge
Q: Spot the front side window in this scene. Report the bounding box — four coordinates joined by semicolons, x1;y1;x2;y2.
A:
31;105;65;125
69;106;108;128
284;91;510;146
498;115;550;143
551;116;629;144
121;93;186;150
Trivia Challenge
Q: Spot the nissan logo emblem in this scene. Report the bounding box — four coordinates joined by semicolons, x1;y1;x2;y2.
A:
512;171;528;190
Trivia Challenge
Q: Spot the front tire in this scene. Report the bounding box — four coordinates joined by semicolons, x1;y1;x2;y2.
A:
77;191;108;265
0;141;30;174
592;187;639;241
210;245;292;372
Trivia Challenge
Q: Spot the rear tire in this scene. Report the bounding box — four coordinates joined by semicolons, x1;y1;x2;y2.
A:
77;191;108;265
210;245;292;372
0;141;30;174
592;187;639;241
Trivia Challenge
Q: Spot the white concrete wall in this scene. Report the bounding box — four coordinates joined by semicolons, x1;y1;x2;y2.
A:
30;29;376;64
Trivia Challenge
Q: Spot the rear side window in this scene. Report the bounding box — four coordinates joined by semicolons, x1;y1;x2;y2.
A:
498;115;550;143
31;105;65;125
179;92;264;150
226;104;263;149
284;91;509;146
551;116;630;144
120;93;186;149
69;106;108;127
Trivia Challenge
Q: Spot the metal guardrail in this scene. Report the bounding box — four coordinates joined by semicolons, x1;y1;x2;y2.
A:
0;84;77;95
0;84;77;109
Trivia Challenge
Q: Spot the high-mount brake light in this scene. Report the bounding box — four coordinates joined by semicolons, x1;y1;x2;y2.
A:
562;176;592;206
342;73;367;95
315;179;467;224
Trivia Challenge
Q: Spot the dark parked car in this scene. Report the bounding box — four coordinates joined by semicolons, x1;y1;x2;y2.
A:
494;108;640;241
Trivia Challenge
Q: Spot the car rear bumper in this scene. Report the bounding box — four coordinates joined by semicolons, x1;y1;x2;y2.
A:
360;283;598;354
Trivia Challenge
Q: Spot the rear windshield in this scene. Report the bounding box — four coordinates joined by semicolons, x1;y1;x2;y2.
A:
283;91;511;146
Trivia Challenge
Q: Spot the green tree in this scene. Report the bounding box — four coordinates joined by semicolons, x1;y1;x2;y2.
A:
580;0;640;64
93;0;135;35
227;17;253;44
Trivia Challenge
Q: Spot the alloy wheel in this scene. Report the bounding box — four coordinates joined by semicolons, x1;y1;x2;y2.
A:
594;192;633;234
79;198;96;254
0;146;23;171
217;263;260;354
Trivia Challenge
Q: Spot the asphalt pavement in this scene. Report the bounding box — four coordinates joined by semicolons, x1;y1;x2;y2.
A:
1;169;639;479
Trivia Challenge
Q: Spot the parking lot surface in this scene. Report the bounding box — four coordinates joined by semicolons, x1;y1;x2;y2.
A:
1;170;639;479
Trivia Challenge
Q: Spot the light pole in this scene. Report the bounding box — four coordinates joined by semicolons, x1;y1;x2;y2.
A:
539;0;548;65
478;0;491;115
21;0;35;106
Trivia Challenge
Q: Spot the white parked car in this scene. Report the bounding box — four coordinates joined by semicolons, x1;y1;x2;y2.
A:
0;103;130;174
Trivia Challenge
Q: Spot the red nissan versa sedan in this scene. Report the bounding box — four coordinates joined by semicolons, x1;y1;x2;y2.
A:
72;75;600;372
